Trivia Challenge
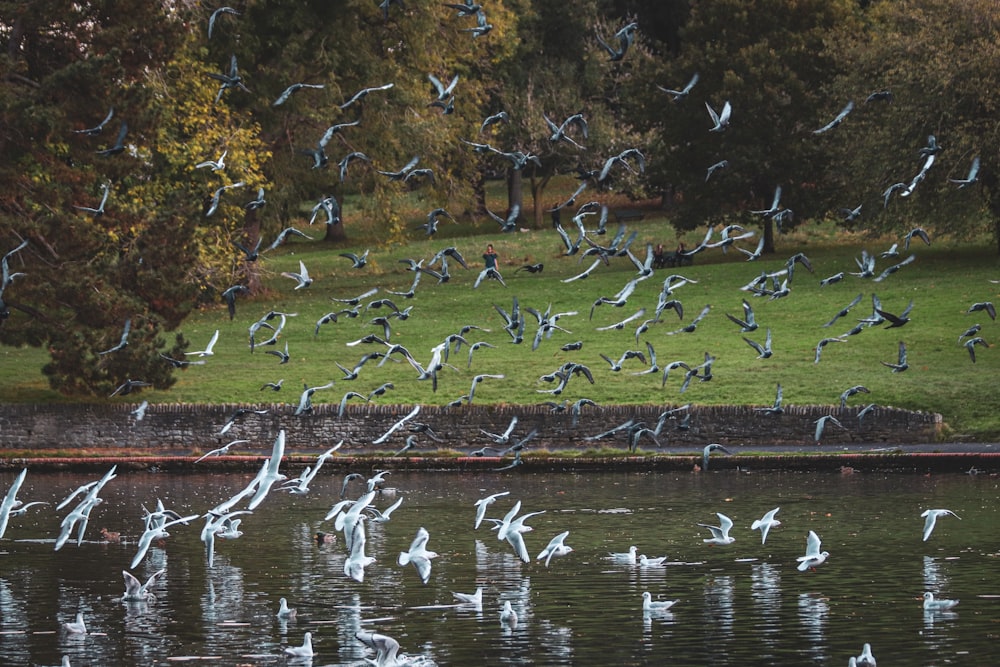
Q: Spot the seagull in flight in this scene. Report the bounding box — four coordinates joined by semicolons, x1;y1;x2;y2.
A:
699;512;735;545
921;508;960;541
74;107;114;136
658;72;699;102
705;100;732;132
812;100;854;134
98;318;131;355
751;508;781;544
340;82;394;110
796;530;829;571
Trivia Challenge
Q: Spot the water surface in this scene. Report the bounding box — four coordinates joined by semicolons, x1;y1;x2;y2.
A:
0;469;996;666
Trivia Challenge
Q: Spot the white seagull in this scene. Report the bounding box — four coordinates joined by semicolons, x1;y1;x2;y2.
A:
122;568;165;601
699;512;736;545
921;508;960;541
923;591;959;612
642;592;679;613
185;329;220;357
750;507;781;544
398;526;438;584
473;491;510;529
536;530;573;567
284;631;314;657
796;530;829;571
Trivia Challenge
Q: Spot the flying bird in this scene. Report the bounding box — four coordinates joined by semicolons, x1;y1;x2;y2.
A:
949;156;980;188
705;100;732;132
272;82;324;106
796;530;829;571
657;72;699;102
340;82;394;110
921;508;961;541
812;100;854;134
98;318;131;355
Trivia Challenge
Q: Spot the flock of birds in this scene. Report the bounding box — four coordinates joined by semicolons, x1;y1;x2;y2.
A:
0;1;988;449
0;452;970;665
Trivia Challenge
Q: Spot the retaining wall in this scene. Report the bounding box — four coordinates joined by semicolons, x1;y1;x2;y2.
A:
0;402;942;454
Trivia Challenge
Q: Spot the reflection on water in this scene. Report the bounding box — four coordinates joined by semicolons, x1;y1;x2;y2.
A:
0;469;997;666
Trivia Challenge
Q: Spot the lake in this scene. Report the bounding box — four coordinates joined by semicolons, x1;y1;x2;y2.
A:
0;467;996;666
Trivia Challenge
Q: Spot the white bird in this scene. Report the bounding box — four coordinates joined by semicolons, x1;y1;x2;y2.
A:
281;260;313;289
131;513;198;569
344;518;376;583
500;600;518;627
750;507;781;544
495;501;545;562
452;587;483;607
195;149;227;171
0;468;27;539
796;530;829;571
398;526;438;584
63;611;87;634
473;491;510;529
194;439;249;464
639;554;667;567
923;591;959;612
642;592;679;613
536;530;573;567
608;545;638;565
277;597;297;619
284;631;314;657
856;642;877;667
122;568;165;601
705;100;732;132
185;329;220;357
699;512;735;545
920;508;961;541
246;430;287;510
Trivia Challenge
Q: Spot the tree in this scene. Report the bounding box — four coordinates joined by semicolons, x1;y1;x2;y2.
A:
639;0;861;252
0;2;267;395
822;0;1000;252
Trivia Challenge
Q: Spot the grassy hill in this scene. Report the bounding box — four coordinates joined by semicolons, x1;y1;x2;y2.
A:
1;209;998;440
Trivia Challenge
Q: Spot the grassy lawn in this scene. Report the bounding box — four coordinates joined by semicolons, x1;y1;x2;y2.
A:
1;193;998;440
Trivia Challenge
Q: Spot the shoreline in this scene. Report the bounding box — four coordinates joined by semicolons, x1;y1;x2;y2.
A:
3;445;998;474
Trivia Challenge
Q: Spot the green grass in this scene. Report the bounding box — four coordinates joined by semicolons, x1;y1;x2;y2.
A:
1;210;999;440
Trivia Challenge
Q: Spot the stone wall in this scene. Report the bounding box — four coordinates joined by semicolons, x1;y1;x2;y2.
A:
0;402;942;454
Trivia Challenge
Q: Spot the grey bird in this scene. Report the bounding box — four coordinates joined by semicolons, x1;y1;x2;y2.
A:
822;293;863;328
756;383;784;415
658;72;699;102
964;337;988;363
207;55;251;103
267;227;313;251
273;82;324;106
74;107;114;136
207;6;240;38
96;121;128;156
705;159;729;182
339;82;394;110
726;299;758;332
950;156;980;188
813;415;844;442
74;182;111;217
340;249;369;269
814;336;847;363
98;318;131;355
812;100;854;134
743;328;773;359
967;301;996;321
544;112;588;149
702;443;731;471
880;340;909;373
839;385;870;408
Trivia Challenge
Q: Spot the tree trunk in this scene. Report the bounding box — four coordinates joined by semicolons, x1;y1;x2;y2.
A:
240;207;264;295
529;172;553;229
762;218;776;255
323;221;347;243
472;171;487;214
507;169;523;221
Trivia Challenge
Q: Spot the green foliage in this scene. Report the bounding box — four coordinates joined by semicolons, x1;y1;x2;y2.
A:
821;0;1000;245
